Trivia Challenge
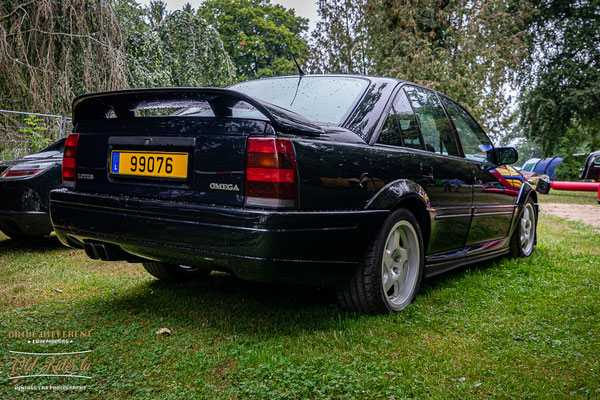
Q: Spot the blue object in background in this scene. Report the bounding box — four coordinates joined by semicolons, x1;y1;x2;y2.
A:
533;157;563;180
546;157;563;180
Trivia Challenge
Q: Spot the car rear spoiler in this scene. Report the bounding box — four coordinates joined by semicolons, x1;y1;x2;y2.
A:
72;88;324;136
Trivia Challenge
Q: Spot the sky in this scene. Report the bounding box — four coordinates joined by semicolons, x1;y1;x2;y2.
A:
137;0;319;32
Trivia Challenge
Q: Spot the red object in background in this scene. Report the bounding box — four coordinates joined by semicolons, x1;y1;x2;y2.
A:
550;181;599;192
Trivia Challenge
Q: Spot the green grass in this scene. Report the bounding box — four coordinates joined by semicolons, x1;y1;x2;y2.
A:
536;187;598;205
1;214;600;399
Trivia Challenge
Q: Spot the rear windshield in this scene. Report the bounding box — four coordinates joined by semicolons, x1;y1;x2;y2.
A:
229;76;369;124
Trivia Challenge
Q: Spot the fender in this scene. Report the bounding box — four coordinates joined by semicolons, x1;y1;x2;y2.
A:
516;180;537;207
364;179;432;244
508;181;538;242
364;179;431;211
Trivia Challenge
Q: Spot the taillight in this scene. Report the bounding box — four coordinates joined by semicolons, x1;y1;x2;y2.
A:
1;163;53;178
245;136;297;208
62;133;79;186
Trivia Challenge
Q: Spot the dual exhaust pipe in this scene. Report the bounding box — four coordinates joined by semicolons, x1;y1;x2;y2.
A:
83;241;141;262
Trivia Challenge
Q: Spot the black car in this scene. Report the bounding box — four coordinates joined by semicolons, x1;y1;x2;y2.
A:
49;75;538;314
0;139;65;239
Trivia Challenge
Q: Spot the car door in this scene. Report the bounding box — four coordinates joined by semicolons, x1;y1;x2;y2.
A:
400;86;474;255
439;96;516;245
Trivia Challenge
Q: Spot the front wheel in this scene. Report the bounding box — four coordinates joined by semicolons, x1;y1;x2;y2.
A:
336;208;425;314
509;198;537;257
142;261;210;283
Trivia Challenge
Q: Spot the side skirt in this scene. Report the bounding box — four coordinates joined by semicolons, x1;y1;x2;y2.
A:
424;248;509;278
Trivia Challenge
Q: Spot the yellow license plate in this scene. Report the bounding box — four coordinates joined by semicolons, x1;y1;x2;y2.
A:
110;151;188;179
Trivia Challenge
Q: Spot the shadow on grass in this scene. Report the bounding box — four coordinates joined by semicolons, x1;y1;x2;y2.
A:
0;234;64;256
92;271;345;336
90;257;506;336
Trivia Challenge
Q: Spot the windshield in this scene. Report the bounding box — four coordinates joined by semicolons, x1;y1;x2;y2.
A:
229;76;369;124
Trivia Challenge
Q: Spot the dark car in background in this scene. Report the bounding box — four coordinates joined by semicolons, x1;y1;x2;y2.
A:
580;150;600;181
0;139;65;239
49;75;538;314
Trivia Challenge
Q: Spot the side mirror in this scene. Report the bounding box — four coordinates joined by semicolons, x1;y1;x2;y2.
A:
494;147;518;165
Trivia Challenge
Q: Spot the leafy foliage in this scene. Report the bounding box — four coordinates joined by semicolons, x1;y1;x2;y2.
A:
0;0;129;116
518;0;600;156
126;10;235;88
309;0;370;75
20;115;50;153
0;1;237;118
198;0;309;80
363;0;535;141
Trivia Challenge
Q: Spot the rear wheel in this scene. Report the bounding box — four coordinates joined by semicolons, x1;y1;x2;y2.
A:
336;208;425;314
142;261;210;283
509;198;537;257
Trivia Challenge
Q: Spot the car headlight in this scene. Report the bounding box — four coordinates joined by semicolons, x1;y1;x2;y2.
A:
0;162;56;179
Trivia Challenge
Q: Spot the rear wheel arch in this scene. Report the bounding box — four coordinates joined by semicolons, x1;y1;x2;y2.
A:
394;196;430;252
364;179;431;251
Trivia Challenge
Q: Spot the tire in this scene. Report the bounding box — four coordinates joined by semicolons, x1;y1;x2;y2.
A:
142;261;210;283
509;198;537;257
336;208;425;314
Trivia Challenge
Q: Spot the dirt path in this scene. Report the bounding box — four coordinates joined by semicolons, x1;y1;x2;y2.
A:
539;203;600;228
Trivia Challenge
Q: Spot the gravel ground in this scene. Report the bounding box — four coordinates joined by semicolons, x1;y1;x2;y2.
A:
539;202;600;229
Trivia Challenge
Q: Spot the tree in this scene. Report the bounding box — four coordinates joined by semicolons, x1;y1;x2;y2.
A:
198;0;309;80
518;0;600;156
126;10;236;88
146;0;170;28
309;0;370;74
363;0;534;141
0;0;129;116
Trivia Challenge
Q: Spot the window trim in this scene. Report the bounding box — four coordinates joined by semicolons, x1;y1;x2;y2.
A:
437;93;496;163
369;83;402;146
370;84;426;150
403;85;461;158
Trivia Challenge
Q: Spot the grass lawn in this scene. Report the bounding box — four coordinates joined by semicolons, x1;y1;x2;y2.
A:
1;211;599;398
536;188;598;205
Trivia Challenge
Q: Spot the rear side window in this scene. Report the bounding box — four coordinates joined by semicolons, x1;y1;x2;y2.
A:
404;86;460;157
440;97;493;162
377;109;402;147
395;90;422;150
376;90;422;149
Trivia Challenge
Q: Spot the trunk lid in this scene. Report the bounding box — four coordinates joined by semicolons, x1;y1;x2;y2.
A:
69;88;319;207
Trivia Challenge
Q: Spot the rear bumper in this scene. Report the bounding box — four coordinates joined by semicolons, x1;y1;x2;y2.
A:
0;210;52;236
50;189;387;284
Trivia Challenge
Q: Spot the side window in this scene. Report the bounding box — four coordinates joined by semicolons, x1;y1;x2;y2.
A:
404;87;460;157
394;90;423;150
377;109;402;147
440;97;493;162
